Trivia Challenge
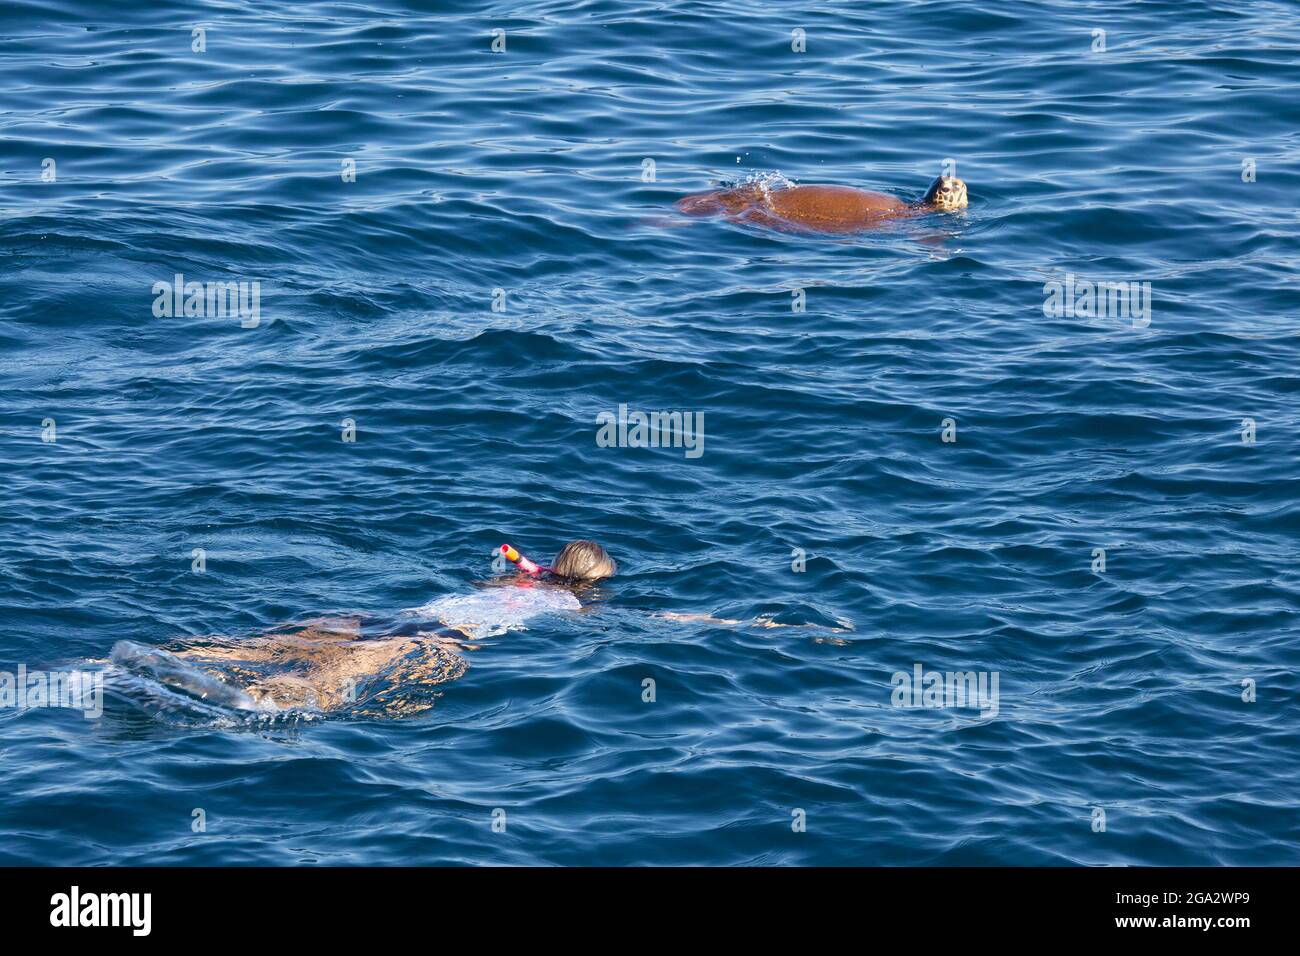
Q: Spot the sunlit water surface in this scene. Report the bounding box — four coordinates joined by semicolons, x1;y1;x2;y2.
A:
1;0;1298;864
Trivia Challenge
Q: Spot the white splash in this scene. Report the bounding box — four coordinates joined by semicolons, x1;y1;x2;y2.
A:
743;169;796;198
408;586;581;638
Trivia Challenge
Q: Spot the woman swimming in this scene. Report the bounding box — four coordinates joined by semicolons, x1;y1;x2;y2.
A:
111;540;617;717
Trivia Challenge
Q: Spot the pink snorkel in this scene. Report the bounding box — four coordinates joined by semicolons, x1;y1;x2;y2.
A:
500;543;551;576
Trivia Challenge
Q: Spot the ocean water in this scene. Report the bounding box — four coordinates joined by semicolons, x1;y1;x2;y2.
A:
1;0;1298;866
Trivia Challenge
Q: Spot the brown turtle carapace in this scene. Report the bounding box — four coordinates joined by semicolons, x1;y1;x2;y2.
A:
675;175;968;234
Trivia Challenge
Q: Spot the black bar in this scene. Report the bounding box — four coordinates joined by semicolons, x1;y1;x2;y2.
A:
0;866;1282;939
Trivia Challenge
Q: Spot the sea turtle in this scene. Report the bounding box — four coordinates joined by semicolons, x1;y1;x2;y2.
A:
675;174;968;234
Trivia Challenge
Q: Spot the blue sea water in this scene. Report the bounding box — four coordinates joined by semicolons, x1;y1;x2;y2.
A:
1;0;1298;866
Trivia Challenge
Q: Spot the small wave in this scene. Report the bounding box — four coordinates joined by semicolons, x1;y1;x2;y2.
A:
110;641;275;714
106;640;316;728
103;668;319;730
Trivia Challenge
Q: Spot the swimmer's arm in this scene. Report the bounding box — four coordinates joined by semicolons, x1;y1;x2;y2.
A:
655;612;745;626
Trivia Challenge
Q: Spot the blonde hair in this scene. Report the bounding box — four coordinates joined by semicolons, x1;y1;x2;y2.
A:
551;540;617;581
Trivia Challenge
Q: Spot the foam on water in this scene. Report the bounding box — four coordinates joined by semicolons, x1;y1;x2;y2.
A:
408;586;582;639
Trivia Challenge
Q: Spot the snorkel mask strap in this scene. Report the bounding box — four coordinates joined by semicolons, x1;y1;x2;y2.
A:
500;544;552;576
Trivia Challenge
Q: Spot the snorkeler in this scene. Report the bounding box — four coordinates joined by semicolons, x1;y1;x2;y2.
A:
501;539;617;580
110;539;617;717
111;537;851;717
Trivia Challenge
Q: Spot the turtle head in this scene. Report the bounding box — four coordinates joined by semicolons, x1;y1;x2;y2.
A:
922;175;968;211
